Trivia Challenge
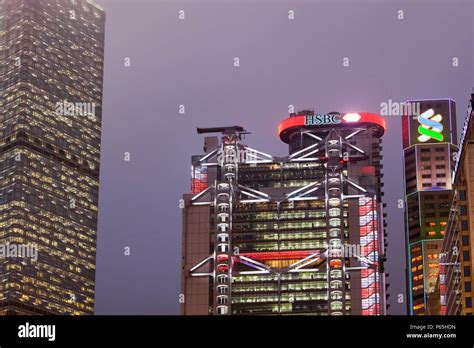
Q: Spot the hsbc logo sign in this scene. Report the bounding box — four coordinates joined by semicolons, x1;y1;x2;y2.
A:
304;113;341;126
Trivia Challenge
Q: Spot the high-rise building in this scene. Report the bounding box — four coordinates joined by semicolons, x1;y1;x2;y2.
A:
181;110;387;315
0;0;105;314
402;99;458;315
440;93;474;315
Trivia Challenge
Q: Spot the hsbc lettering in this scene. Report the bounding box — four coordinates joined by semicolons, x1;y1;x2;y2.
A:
304;113;341;126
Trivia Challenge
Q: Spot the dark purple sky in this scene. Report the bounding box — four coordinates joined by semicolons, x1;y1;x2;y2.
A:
93;0;473;315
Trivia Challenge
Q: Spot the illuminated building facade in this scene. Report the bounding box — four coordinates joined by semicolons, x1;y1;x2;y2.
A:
440;93;474;315
181;110;387;315
402;99;458;315
0;0;105;314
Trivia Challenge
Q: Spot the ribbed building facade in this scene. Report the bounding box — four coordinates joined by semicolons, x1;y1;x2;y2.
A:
0;0;105;314
440;93;474;315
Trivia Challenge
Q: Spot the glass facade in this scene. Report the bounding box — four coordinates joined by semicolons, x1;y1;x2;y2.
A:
0;0;105;315
402;100;458;315
441;95;474;315
181;113;386;316
231;182;350;315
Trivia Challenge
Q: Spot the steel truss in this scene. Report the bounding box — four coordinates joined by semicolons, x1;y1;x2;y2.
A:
188;126;383;315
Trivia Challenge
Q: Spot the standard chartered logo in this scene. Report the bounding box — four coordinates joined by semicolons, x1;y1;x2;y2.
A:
417;108;444;142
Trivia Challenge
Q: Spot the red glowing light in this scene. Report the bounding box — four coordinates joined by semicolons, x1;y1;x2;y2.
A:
217;255;229;262
239;250;320;261
217;264;229;272
278;112;386;143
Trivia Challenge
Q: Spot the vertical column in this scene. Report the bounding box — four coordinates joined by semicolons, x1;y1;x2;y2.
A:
359;196;381;315
325;131;346;315
213;136;238;315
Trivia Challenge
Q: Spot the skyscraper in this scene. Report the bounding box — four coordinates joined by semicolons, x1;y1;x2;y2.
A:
440;93;474;315
402;99;458;315
181;110;387;315
0;0;105;314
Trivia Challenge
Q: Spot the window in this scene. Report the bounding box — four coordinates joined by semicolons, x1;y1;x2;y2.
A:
435;156;444;160
463;251;470;261
218;244;228;252
216;306;228;314
217;275;228;284
217;296;228;305
466;297;472;308
465;282;471;292
436;165;445;169
330;291;343;300
462;235;470;245
217;234;228;243
460;206;467;216
459;190;466;200
461;220;469;230
464;266;471;277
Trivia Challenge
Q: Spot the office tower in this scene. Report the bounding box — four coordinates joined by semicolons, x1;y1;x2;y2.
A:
402;99;458;315
181;110;387;315
0;0;105;314
440;93;474;315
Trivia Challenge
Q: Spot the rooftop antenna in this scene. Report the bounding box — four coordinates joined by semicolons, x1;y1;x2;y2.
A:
196;126;250;140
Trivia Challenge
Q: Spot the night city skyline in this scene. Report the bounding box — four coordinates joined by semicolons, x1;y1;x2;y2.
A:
2;0;474;346
93;0;473;316
1;2;474;346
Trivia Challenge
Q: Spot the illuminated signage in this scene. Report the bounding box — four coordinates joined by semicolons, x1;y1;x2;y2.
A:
405;99;455;147
304;113;341;126
417;109;444;142
343;113;361;122
278;112;386;143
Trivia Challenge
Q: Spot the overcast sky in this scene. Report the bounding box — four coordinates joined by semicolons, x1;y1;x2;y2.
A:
93;0;473;315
